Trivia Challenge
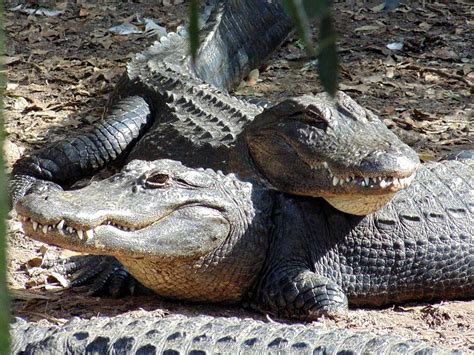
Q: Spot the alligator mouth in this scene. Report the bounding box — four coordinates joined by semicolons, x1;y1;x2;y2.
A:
310;161;416;191
17;215;148;242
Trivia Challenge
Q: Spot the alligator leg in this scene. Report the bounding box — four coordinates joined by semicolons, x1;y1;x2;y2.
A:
45;255;151;297
247;193;348;320
249;267;348;320
10;96;152;204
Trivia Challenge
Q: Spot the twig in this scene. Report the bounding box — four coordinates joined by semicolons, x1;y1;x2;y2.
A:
400;64;473;89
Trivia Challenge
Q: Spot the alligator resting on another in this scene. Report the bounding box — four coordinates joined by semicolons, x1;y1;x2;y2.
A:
9;0;420;216
11;314;462;354
16;157;474;316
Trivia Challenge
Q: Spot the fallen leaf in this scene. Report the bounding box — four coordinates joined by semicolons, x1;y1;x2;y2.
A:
423;72;440;82
370;3;385;12
418;22;432;31
4;56;22;65
12;97;30;111
79;8;89;17
354;25;381;33
246;69;260;86
108;23;141;35
387;42;403;51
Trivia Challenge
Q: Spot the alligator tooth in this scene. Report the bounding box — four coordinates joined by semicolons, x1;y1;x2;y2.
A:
47;225;52;232
57;220;65;230
323;162;328;168
346;177;350;183
332;177;339;186
393;177;400;186
32;221;38;231
380;180;387;188
77;230;84;240
361;180;366;187
85;229;94;241
67;227;74;234
42;225;48;234
364;177;369;186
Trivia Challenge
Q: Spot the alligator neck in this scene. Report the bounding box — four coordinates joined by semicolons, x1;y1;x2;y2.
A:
125;43;265;169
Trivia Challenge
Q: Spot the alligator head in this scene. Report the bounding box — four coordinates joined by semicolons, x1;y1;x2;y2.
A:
15;159;272;302
244;92;420;215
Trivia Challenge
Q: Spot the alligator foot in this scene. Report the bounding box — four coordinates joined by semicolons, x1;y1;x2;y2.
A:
250;269;348;320
45;255;151;297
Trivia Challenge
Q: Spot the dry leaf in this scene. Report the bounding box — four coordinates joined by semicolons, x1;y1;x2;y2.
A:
355;25;381;33
79;8;89;17
246;69;260;87
4;56;22;65
370;3;385;13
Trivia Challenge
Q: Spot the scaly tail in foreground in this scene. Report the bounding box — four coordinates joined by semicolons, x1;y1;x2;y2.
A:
11;314;461;354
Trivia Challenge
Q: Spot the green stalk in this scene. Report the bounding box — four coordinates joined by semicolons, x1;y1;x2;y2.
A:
0;0;11;353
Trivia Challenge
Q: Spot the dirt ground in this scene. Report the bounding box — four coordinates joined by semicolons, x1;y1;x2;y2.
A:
3;0;473;352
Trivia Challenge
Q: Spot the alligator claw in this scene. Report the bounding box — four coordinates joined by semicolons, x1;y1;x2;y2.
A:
46;255;152;297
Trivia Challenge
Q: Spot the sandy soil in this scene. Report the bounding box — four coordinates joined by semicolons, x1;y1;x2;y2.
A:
4;0;473;352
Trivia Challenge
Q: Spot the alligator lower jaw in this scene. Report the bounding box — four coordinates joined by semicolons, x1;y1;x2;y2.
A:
324;193;396;216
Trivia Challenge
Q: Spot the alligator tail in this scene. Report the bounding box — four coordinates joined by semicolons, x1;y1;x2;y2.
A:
193;0;293;91
11;314;459;354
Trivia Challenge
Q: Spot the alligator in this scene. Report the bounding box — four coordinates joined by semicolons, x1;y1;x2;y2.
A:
9;0;420;216
10;314;461;354
15;157;474;318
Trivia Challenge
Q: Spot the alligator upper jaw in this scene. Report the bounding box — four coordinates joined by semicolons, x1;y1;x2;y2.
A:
309;160;417;193
16;205;230;259
300;160;418;215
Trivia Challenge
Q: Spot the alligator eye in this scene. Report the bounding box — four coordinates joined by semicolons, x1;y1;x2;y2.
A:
303;105;329;128
144;173;170;188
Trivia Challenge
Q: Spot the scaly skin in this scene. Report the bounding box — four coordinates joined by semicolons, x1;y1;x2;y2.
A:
10;314;460;354
16;158;474;318
9;0;419;215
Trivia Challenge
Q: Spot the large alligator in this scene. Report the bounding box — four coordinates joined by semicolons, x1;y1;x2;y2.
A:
10;314;461;354
9;0;419;216
12;159;474;354
16;158;474;316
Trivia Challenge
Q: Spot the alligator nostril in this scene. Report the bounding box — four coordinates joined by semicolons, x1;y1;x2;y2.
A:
44;196;49;201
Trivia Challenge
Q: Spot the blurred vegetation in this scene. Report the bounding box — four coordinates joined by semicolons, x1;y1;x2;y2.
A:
0;0;11;352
